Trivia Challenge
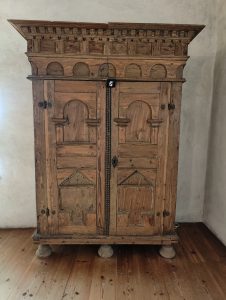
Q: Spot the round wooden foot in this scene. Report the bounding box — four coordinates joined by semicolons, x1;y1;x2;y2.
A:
98;245;114;258
159;245;176;259
36;244;52;258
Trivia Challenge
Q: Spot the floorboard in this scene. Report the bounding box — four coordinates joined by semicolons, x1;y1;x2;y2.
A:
0;223;225;300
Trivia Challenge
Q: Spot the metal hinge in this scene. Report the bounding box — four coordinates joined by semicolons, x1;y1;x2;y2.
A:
41;208;50;216
38;100;52;109
163;210;170;217
168;103;175;110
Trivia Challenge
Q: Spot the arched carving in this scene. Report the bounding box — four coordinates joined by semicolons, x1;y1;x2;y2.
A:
46;62;64;76
176;64;185;78
30;62;38;75
63;100;89;142
150;64;167;79
73;62;90;78
125;64;142;78
98;63;116;78
126;100;151;142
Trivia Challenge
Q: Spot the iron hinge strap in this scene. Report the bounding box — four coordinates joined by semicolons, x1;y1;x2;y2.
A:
163;210;170;217
38;100;52;109
168;103;175;110
40;208;50;217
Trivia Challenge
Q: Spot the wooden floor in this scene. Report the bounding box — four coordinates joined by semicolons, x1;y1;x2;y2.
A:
0;223;226;300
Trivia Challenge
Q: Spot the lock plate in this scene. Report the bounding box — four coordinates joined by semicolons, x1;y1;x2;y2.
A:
112;156;118;168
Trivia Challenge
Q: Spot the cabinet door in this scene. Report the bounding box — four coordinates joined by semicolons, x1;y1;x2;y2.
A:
43;80;105;235
110;82;170;236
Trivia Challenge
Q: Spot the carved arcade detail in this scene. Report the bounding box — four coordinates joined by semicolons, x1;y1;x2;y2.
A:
10;20;204;83
9;20;204;58
28;59;187;80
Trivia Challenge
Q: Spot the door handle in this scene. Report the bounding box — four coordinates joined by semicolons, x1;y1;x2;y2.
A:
112;156;118;168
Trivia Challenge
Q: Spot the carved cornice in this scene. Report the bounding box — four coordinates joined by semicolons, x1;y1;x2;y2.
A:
9;20;204;57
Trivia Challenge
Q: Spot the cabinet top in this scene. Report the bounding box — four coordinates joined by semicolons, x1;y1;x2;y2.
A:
8;19;205;34
9;19;204;58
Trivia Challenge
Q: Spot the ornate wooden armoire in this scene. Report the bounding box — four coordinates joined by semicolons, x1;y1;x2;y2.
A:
9;20;204;258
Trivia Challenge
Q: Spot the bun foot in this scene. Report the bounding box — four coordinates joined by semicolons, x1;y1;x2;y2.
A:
98;245;113;258
36;244;52;258
159;245;176;259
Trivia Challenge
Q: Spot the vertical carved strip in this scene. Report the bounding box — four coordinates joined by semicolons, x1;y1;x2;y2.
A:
128;39;136;55
56;39;64;53
155;82;171;235
32;38;40;52
104;39;111;55
44;80;59;234
151;128;158;144
150;106;159;144
81;39;88;54
32;80;48;234
56;127;63;144
163;82;182;233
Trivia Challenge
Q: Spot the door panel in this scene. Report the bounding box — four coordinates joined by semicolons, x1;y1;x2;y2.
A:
44;80;169;237
44;80;105;235
111;82;170;236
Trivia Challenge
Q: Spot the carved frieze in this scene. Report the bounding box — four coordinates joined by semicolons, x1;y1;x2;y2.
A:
11;20;204;81
9;20;204;57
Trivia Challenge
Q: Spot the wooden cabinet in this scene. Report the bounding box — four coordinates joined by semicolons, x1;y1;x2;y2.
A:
9;20;204;258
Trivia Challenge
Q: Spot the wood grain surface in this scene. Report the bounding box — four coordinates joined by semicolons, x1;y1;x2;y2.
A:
0;223;226;300
9;21;205;250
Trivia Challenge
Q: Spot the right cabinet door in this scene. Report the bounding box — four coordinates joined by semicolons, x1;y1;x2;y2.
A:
110;82;170;236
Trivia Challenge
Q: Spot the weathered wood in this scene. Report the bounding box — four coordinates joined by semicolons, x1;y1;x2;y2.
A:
32;80;48;234
9;20;204;254
118;144;158;157
110;82;169;236
44;80;59;234
40;80;105;236
36;234;178;245
118;157;158;169
1;225;226;300
163;82;183;234
8;20;204;58
56;144;97;157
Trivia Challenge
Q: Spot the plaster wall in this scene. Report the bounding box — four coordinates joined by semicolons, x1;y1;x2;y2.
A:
0;0;216;227
204;0;226;245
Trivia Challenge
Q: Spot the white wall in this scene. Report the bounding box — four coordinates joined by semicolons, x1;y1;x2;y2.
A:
204;0;226;245
0;0;217;227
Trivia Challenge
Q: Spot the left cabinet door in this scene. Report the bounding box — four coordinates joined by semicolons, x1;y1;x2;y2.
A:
38;80;106;236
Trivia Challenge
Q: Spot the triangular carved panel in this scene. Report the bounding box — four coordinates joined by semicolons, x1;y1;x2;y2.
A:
119;170;152;186
60;170;93;186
